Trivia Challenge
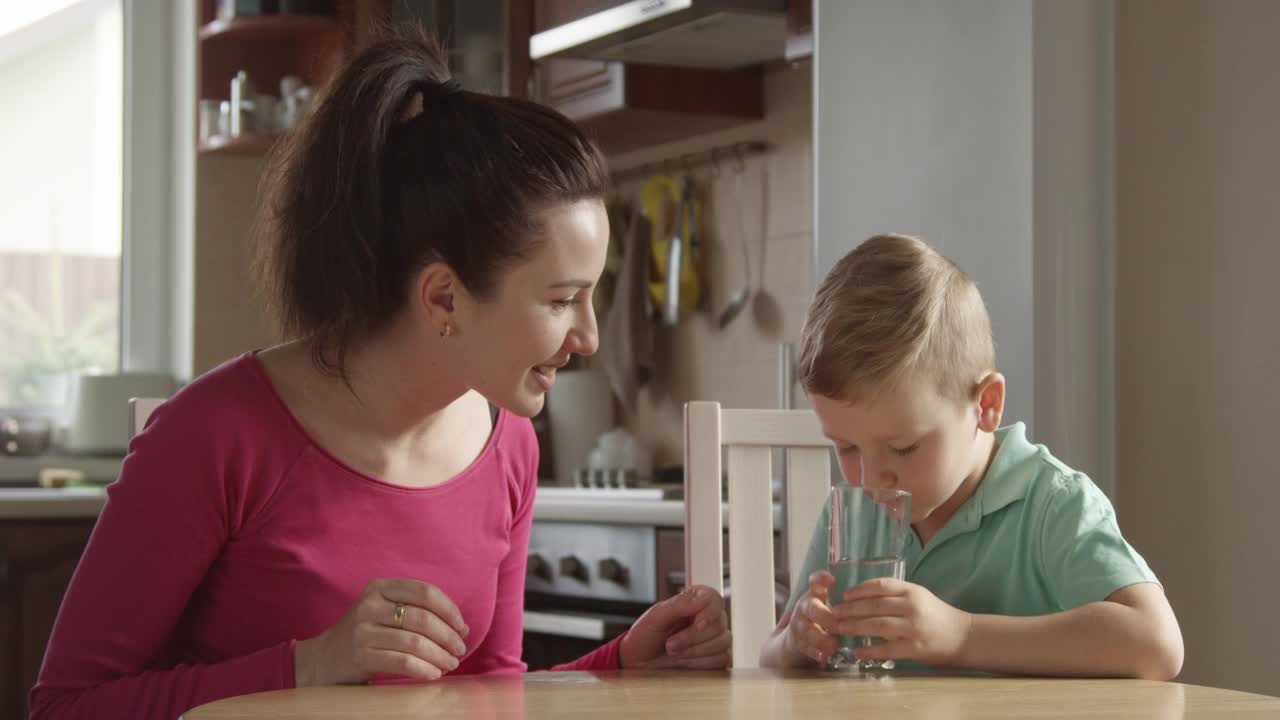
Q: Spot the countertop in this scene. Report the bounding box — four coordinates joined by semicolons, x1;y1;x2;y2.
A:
0;455;119;519
0;454;779;526
0;486;108;519
0;481;776;526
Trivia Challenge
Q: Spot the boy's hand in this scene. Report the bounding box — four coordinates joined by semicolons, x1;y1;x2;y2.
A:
834;578;973;667
783;571;841;664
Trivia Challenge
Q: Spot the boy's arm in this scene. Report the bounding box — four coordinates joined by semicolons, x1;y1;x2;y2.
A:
839;579;1183;680
958;582;1183;679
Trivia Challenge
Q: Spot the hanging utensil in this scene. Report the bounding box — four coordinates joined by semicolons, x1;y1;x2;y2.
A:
663;177;694;326
718;151;753;329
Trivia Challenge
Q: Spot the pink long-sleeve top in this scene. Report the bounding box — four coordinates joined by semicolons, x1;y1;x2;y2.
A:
30;353;620;719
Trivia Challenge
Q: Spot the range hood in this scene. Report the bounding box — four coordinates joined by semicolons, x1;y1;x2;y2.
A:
529;0;788;70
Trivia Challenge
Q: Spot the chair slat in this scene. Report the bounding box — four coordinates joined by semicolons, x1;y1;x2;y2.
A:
785;448;831;587
727;445;775;668
685;402;725;596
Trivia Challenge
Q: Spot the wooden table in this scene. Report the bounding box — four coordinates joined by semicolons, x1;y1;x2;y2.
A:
183;669;1280;719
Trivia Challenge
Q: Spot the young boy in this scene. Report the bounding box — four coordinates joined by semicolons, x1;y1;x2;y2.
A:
759;234;1183;679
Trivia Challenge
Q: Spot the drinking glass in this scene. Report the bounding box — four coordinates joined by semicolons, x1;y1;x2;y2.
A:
826;485;911;671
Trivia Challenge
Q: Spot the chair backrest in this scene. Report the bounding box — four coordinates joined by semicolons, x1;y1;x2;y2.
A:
683;401;831;669
128;397;165;441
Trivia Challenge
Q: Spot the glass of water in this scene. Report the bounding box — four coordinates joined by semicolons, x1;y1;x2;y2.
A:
826;484;912;671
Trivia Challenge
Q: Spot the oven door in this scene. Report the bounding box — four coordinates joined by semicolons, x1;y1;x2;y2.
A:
522;601;642;670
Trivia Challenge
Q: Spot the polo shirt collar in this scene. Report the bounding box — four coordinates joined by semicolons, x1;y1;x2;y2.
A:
910;423;1037;556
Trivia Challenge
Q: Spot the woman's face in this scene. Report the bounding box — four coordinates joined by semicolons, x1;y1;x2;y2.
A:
455;198;610;417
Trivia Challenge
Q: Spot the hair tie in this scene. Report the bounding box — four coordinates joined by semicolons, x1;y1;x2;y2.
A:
400;78;464;123
420;78;463;97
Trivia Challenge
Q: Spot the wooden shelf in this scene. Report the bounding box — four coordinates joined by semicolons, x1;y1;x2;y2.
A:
198;132;282;156
199;15;342;43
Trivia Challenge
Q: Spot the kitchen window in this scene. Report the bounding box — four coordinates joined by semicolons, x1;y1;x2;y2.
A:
0;0;123;418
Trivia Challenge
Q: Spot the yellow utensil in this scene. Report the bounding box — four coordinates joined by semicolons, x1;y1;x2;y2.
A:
640;175;701;322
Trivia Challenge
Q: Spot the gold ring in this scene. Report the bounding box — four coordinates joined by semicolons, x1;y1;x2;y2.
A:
393;604;406;628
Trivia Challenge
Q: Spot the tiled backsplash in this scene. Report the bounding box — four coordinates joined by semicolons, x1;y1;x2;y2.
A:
604;60;814;467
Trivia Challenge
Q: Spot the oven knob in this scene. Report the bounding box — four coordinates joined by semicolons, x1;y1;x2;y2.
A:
598;557;630;587
558;555;588;583
527;553;553;582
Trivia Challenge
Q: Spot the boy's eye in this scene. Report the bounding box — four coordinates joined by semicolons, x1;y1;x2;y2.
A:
890;442;920;457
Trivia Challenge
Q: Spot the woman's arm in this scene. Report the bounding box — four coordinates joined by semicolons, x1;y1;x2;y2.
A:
30;403;297;720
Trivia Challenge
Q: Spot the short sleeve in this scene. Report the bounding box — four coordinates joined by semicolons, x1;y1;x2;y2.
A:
783;496;831;616
1038;475;1159;611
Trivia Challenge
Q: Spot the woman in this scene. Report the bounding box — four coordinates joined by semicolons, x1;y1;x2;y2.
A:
31;27;730;719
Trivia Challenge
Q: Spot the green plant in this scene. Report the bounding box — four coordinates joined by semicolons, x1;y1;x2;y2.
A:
0;247;118;408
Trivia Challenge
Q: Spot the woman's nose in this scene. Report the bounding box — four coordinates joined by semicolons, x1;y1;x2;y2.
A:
565;304;599;356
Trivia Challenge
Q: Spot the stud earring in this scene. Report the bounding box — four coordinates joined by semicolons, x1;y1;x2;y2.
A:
440;323;452;338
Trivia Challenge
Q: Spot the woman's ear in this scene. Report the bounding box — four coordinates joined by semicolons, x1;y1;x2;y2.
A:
974;372;1006;433
415;262;458;336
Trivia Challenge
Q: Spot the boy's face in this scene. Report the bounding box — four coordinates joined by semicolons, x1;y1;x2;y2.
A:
811;375;1003;525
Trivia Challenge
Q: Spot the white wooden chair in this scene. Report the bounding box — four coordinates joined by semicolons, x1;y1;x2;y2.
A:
683;401;832;668
128;397;165;440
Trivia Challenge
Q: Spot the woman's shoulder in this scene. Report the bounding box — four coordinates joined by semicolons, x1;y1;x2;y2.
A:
144;352;293;442
487;407;540;510
112;352;305;533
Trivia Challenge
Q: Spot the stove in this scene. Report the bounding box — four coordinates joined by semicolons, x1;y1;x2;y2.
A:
520;484;786;670
521;487;686;670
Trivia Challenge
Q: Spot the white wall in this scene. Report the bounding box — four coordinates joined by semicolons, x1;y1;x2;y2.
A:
814;0;1035;435
1116;0;1280;696
1031;0;1114;494
815;0;1116;493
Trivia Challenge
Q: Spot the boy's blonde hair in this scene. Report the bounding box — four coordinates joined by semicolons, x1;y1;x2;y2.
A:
798;234;995;403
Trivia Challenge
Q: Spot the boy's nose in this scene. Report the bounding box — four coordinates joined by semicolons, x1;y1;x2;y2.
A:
869;474;898;489
860;462;898;489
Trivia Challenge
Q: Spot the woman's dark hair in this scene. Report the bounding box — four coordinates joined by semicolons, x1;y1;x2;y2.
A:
253;24;609;380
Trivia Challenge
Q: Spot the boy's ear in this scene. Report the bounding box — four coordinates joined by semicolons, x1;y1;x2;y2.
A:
974;372;1006;433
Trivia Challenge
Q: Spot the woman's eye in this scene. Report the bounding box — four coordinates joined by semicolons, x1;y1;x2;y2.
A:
835;445;858;457
891;442;920;457
551;297;579;309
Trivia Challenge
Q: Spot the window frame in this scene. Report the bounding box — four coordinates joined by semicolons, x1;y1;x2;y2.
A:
0;0;190;481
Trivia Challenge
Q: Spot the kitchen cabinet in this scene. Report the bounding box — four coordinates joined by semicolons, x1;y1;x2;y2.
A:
533;0;620;28
0;520;95;719
196;0;385;156
533;58;762;153
389;1;534;99
786;0;813;60
531;1;765;154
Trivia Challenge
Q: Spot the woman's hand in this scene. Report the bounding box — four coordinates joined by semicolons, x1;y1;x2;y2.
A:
619;585;731;669
294;578;470;686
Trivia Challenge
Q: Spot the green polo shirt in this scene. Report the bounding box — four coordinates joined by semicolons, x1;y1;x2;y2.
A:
785;423;1158;622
